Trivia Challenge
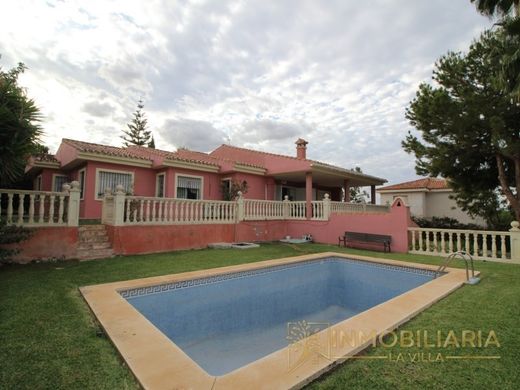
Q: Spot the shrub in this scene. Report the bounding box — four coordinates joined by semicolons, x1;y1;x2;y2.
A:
0;221;33;264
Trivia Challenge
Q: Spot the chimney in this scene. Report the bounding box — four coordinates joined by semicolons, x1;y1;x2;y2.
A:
295;138;308;159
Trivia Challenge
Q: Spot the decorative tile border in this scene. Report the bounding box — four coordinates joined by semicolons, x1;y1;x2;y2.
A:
119;256;439;299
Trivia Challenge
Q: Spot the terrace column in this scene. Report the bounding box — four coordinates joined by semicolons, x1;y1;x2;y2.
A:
511;221;520;263
344;179;350;202
370;185;376;204
66;181;81;227
306;172;312;220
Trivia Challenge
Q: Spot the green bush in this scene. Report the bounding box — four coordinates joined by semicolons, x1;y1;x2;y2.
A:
0;221;33;264
412;216;484;231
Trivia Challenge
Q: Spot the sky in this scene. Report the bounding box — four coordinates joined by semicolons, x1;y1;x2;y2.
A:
0;0;491;185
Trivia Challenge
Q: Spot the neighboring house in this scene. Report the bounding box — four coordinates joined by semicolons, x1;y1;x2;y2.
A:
25;138;386;220
377;178;485;226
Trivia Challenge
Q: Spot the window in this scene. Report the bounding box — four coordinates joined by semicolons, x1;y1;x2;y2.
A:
34;175;42;191
78;169;86;200
53;174;68;192
176;175;202;200
156;173;165;197
221;178;231;199
96;170;133;198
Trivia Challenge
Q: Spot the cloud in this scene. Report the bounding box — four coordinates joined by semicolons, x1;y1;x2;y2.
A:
158;118;228;151
82;100;114;117
0;0;491;184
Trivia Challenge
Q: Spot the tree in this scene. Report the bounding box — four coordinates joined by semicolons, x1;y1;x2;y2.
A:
402;29;520;224
121;99;153;147
471;0;520;99
348;167;369;203
148;135;155;149
221;179;248;201
0;60;43;187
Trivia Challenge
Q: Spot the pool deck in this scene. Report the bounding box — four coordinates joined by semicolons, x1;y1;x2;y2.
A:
80;252;473;390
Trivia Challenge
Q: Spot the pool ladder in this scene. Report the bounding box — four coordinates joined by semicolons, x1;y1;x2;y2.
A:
434;251;480;285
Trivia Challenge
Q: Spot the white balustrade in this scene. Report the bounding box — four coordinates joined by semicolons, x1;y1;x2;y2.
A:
0;182;80;227
122;196;237;225
243;200;285;220
330;201;390;214
408;226;519;263
288;201;307;220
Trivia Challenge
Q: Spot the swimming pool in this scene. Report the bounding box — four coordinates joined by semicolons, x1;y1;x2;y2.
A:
80;252;470;389
123;258;435;376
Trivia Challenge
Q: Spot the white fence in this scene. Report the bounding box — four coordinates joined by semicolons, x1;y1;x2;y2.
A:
123;196;237;225
330;201;390;214
102;189;347;225
0;182;80;227
408;224;520;263
243;200;284;220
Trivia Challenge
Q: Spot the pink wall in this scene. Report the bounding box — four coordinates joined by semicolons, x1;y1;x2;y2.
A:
106;220;287;256
8;227;78;263
79;161;157;219
286;202;411;252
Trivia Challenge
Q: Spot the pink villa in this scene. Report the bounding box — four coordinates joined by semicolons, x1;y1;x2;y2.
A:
1;137;419;261
25;138;386;219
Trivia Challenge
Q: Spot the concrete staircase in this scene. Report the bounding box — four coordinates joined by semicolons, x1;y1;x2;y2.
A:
77;225;114;261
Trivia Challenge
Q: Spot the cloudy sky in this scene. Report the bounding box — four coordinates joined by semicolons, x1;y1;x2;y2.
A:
0;0;491;184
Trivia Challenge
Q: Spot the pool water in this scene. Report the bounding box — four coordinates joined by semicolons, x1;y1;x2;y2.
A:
124;258;435;376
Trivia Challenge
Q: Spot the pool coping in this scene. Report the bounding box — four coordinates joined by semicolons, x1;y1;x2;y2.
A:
80;252;473;389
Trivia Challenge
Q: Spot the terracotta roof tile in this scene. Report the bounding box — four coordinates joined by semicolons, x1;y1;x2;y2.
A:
34;154;59;163
62;139;151;161
378;178;449;191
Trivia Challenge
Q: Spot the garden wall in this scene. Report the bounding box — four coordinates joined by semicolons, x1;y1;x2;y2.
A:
7;227;78;264
287;199;411;252
106;220;288;256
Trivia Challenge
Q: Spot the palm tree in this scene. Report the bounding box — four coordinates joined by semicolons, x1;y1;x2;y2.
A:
471;0;520;99
471;0;519;17
0;61;43;187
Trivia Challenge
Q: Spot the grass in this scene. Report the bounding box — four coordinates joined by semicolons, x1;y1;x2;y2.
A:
1;243;519;389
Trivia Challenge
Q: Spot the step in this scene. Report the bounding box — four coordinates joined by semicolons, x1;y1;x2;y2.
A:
78;225;106;232
78;241;112;251
79;234;108;242
79;230;107;237
77;248;114;261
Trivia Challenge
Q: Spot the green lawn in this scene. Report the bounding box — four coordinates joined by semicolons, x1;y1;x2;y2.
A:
1;243;519;389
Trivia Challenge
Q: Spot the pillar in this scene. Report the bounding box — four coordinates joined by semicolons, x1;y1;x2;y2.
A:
344;179;350;202
511;221;520;263
306;172;312;219
371;185;376;204
66;181;81;227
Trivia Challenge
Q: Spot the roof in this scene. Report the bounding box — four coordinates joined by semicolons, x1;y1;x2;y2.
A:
377;178;449;191
50;138;385;184
62;139;151;161
33;154;59;163
210;144;386;184
62;139;218;167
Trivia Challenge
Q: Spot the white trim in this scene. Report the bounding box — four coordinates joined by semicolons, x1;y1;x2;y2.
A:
76;151;152;168
78;168;86;200
155;172;166;198
174;173;204;200
51;173;68;192
95;168;135;200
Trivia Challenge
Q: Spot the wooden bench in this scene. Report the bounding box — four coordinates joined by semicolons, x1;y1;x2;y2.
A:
338;231;392;252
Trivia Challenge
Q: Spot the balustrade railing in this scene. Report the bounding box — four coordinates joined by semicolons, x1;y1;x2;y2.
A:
243;200;285;220
0;182;80;227
330;201;390;214
123;196;237;225
408;226;520;263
